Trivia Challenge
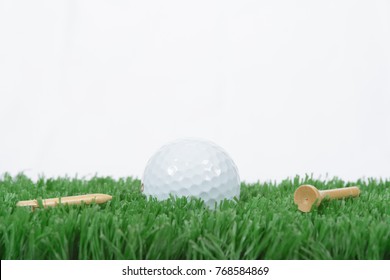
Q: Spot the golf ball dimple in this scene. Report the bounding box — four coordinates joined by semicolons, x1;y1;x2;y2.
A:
142;138;241;207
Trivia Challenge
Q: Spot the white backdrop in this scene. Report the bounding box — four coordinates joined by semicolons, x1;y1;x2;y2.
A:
1;0;389;182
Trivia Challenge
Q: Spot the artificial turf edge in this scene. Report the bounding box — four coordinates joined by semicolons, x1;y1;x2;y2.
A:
0;174;389;260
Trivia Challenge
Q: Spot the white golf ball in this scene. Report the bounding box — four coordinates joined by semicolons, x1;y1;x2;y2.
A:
142;138;240;207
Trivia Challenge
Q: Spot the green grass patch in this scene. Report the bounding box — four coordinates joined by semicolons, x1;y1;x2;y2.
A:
0;174;389;260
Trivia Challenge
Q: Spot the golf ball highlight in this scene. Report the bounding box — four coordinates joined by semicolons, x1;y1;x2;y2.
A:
142;138;241;207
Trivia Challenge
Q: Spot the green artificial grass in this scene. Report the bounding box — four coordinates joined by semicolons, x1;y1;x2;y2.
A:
0;174;389;260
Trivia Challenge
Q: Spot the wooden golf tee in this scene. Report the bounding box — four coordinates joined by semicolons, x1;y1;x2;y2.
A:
16;193;112;209
294;185;360;212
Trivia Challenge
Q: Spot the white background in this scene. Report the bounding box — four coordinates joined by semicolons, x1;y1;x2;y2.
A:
1;0;389;182
2;260;389;280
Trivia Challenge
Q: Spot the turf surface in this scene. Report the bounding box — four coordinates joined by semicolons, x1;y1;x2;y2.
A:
0;174;389;260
